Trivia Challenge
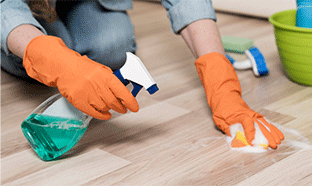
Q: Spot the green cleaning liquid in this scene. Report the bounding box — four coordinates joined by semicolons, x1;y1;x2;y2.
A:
21;113;88;161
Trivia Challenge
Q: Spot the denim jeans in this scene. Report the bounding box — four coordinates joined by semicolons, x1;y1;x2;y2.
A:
1;0;136;78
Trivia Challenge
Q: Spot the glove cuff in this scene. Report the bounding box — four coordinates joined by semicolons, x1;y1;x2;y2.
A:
195;52;231;67
194;52;242;106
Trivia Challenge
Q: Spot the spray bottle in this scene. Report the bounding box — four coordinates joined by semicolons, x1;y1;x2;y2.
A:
296;0;312;28
21;52;159;161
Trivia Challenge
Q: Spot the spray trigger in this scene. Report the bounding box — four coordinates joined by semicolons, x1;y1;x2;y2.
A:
113;69;142;97
113;52;159;97
113;69;129;86
131;82;143;97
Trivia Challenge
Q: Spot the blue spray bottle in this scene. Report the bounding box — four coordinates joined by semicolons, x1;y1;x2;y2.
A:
21;52;159;161
296;0;312;28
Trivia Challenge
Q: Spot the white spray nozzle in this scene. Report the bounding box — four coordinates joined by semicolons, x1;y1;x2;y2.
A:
113;52;159;97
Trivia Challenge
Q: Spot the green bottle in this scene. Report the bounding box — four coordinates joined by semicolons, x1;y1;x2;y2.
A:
21;94;92;161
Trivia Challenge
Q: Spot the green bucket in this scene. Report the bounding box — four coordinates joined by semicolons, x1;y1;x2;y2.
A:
269;9;312;86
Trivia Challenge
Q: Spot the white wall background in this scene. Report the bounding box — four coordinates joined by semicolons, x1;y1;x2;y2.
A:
211;0;297;18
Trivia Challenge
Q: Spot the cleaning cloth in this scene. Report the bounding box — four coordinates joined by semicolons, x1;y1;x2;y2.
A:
227;122;269;153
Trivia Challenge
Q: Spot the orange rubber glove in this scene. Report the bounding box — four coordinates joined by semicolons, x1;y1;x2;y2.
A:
195;52;284;149
23;35;139;120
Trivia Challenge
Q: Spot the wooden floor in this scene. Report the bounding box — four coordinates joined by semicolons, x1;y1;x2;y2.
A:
2;1;312;185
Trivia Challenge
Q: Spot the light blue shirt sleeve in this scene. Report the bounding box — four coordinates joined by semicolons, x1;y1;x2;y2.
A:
1;0;47;55
161;0;217;34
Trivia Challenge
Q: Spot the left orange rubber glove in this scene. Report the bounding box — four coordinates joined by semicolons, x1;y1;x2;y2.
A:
195;52;284;149
23;35;139;120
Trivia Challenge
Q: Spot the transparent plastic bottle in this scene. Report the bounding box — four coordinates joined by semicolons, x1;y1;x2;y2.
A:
21;52;159;161
21;93;92;161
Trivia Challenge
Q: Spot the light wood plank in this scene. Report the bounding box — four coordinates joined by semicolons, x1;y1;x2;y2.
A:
2;149;131;186
69;101;191;152
264;88;312;142
236;149;312;186
264;88;312;117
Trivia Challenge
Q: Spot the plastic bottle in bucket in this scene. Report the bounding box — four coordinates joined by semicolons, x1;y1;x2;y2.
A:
296;0;312;28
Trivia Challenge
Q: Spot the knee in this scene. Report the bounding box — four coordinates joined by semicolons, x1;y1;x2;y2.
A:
90;29;136;70
38;18;74;50
86;14;136;70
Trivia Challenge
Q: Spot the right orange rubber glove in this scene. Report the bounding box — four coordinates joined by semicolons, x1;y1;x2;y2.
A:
23;35;139;120
195;52;284;149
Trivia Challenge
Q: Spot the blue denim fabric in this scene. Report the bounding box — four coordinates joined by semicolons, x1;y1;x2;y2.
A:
1;0;216;77
63;1;136;70
97;0;132;11
1;0;136;77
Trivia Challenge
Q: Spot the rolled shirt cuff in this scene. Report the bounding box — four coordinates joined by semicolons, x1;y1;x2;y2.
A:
166;0;217;34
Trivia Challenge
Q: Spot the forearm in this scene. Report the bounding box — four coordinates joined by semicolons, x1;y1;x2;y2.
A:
7;24;45;58
180;19;225;58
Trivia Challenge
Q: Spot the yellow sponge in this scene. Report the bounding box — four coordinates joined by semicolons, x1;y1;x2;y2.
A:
231;130;268;149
